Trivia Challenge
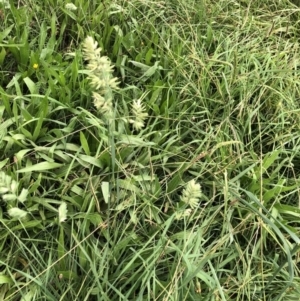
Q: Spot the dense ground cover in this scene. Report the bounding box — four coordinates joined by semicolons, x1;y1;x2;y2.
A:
1;0;300;300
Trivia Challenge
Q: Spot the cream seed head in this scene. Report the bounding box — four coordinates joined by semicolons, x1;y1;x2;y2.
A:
82;36;119;117
129;99;148;131
65;3;77;11
181;179;202;209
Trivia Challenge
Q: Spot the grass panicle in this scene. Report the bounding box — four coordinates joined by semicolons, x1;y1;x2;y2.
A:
82;36;119;117
129;98;148;131
180;179;202;209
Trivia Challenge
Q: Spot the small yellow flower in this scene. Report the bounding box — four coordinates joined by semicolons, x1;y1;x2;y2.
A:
33;63;39;69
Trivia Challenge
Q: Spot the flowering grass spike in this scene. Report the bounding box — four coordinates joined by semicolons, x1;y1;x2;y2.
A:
181;179;202;209
82;36;119;117
65;3;77;11
175;209;192;220
129;99;148;130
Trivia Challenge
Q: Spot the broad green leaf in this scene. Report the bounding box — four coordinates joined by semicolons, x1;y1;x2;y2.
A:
130;60;162;80
17;162;63;173
23;77;37;94
0;25;14;42
10;180;17;193
275;204;300;218
196;271;215;288
231;163;257;182
120;54;127;81
8;207;28;219
18;188;28;203
149;84;164;105
0;158;8;169
80;131;90;156
211;141;242;155
0;275;13;284
29;173;42;194
20;108;33;121
15;149;32;162
141;61;161;78
20;127;33;140
118;134;156;146
73;213;103;226
129;60;150;71
0;187;9;194
38;22;47;51
129;210;138;225
57;143;81;152
117;179;140;193
11;220;42;231
2;194;17;202
0;47;6;65
167;163;186;194
33;98;48;141
0;105;4;120
77;154;103;168
145;48;153;65
19;30;29;66
61;8;77;20
0;43;24;47
101;182;110;204
20;285;36;301
58;202;67;223
262;150;280;171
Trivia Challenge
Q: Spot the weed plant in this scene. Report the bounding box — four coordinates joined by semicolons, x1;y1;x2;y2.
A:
1;0;300;300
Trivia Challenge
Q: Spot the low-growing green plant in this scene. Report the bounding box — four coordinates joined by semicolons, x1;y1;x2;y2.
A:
1;0;300;300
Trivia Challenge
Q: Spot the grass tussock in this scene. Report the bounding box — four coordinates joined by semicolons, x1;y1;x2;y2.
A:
1;0;300;300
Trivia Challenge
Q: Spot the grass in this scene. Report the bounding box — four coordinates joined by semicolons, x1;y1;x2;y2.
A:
1;0;300;300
